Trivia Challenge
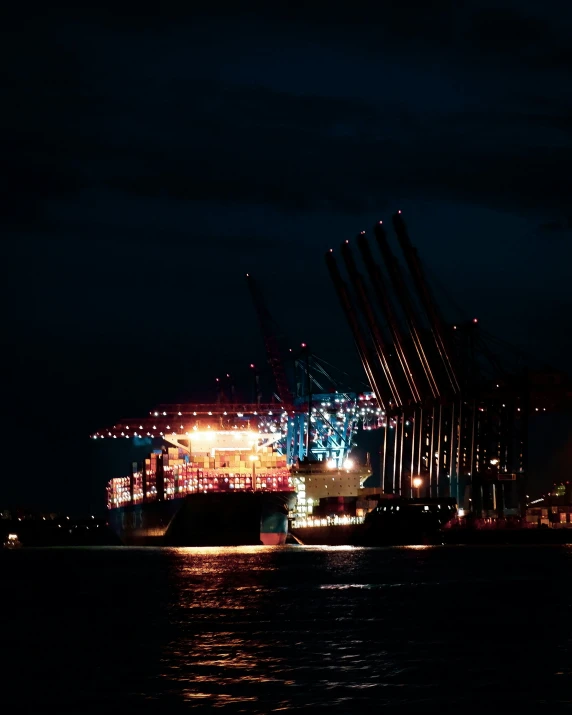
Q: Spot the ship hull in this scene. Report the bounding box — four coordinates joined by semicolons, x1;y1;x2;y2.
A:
290;498;457;546
108;491;296;546
290;522;444;547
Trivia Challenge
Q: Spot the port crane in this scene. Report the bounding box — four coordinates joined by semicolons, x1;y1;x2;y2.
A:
326;211;572;516
94;210;572;519
245;272;367;469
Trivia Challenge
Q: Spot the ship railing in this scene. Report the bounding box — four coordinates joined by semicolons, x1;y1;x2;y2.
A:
291;515;365;529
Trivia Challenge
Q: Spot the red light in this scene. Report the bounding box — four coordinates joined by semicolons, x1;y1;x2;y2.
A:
301;342;307;348
345;239;349;243
473;318;478;323
398;209;402;214
250;363;255;369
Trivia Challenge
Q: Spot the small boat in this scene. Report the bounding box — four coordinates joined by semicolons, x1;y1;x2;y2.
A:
3;533;22;549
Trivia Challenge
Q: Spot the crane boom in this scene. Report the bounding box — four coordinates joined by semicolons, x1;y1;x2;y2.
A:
392;212;460;396
374;222;441;401
246;274;292;404
325;250;389;410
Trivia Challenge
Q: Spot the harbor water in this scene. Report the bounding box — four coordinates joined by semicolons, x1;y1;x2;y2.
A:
1;545;571;713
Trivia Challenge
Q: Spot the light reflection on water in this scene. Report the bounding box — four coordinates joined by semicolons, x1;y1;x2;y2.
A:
1;545;572;712
156;545;572;712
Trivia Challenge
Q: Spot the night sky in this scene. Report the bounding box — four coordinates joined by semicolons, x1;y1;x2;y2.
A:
3;2;572;513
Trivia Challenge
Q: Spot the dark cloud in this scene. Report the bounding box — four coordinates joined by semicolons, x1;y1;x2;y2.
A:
5;3;572;234
464;7;554;56
4;3;572;348
538;218;572;236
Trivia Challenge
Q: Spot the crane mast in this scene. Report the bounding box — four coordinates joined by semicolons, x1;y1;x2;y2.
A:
325;249;390;411
246;274;292;405
356;232;423;405
373;222;441;401
340;238;403;408
392;212;460;396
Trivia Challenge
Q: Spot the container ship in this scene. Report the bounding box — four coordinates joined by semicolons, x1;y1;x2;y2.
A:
107;430;296;546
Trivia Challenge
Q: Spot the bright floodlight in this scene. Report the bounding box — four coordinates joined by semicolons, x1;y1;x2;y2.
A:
343;459;354;470
249;455;259;462
412;477;422;489
326;459;336;469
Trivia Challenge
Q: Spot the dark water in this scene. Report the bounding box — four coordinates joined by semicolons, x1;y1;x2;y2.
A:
1;545;571;713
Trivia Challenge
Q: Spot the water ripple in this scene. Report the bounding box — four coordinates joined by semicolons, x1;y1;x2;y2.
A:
1;545;572;712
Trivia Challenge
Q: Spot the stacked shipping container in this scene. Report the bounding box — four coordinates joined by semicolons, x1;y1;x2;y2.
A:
107;445;293;509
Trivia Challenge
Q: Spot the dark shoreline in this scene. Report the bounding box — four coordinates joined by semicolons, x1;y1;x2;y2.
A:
1;519;120;547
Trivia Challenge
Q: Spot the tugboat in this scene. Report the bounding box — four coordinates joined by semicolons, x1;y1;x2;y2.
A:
359;497;457;546
3;533;22;549
290;496;457;546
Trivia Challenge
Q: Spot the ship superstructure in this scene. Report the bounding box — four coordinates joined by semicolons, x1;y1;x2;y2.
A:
290;456;372;519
